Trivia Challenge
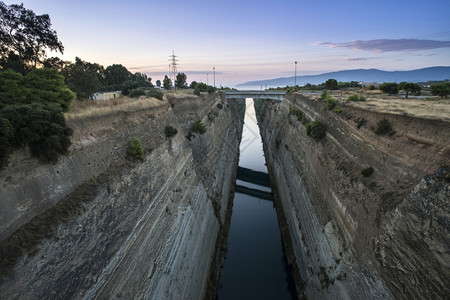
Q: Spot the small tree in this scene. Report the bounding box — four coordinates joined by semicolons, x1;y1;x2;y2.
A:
163;75;172;90
147;88;163;100
164;125;178;138
326;96;337;110
191;119;207;134
156;80;161;87
379;82;399;96
126;137;144;161
175;72;187;89
430;82;450;99
399;82;421;98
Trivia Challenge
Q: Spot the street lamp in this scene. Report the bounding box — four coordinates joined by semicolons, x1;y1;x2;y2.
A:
295;61;298;86
213;67;216;87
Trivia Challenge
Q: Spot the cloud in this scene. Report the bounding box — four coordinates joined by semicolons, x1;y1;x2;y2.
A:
344;57;371;61
315;39;450;53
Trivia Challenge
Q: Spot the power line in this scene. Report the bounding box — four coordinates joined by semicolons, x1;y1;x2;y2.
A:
168;50;178;87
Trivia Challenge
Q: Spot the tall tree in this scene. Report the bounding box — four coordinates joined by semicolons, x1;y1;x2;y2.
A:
163;75;172;90
104;64;131;86
0;2;63;72
324;78;338;90
430;82;450;99
175;72;187;89
60;57;104;99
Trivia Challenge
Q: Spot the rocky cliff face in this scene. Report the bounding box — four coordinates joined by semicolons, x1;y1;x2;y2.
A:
0;92;244;299
255;93;449;299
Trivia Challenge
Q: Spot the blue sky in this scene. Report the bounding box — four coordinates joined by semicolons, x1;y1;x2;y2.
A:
4;0;450;86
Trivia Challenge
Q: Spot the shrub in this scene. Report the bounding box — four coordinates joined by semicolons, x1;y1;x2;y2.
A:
289;107;304;120
191;119;207;134
0;117;13;168
216;103;223;109
361;166;374;177
164;125;178;138
0;103;73;162
147;88;163;100
334;108;343;114
347;94;366;102
320;90;328;100
301;116;309;125
374;118;393;135
326;96;337;110
356;118;367;129
275;138;281;149
126;137;144;161
309;120;326;141
129;88;146;98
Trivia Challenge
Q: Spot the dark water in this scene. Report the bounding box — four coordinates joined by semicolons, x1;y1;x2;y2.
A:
217;99;296;300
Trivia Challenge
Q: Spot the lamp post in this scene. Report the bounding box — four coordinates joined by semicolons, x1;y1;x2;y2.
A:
295;61;298;86
213;67;216;87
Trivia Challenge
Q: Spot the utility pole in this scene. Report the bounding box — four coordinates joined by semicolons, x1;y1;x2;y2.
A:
168;51;178;89
213;67;216;87
295;61;298;86
207;73;209;85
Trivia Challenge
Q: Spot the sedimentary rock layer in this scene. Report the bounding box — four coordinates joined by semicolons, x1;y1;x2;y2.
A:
255;93;449;299
0;93;244;299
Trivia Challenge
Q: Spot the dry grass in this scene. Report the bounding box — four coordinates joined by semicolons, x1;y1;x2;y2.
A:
65;96;167;121
309;90;450;121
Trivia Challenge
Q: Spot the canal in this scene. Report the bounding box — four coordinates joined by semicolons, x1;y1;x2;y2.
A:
217;99;296;299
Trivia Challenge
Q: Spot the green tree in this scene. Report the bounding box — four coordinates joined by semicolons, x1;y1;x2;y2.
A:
430;82;450;99
0;68;75;111
0;2;64;72
0;116;13;168
191;119;206;134
324;79;338;90
175;72;187;89
379;82;399;95
399;82;421;98
156;80;161;87
126;137;144;161
163;75;172;90
104;64;131;86
0;103;72;162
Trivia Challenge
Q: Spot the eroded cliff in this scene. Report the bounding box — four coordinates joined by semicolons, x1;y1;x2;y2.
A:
255;93;449;299
0;92;244;299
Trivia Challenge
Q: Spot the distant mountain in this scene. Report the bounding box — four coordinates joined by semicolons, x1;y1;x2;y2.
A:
237;66;450;87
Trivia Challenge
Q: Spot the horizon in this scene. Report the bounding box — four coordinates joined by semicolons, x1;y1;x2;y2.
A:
2;0;450;87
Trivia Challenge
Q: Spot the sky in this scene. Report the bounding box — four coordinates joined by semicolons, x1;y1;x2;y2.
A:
3;0;450;87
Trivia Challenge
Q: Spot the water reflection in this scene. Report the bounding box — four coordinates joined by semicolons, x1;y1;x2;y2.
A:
217;99;296;299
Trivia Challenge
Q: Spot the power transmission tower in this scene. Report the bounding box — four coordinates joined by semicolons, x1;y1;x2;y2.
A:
168;50;178;88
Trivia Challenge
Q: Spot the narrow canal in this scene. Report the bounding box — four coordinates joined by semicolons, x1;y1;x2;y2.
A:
217;99;296;299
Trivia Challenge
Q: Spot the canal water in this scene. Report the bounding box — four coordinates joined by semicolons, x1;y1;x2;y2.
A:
217;99;296;299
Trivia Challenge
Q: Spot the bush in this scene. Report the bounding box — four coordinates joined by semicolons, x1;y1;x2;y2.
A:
334;108;343;114
320;90;328;100
289;107;304;120
326;96;337;110
374;118;393;135
147;88;163;100
347;94;366;102
308;120;326;141
164;125;178;138
0;117;13;168
191;119;207;134
301;116;309;125
0;103;73;162
126;137;144;161
129;88;146;98
361;166;374;177
216;103;223;109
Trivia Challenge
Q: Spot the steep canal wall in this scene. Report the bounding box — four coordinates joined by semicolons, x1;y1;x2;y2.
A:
255;93;449;299
0;92;244;299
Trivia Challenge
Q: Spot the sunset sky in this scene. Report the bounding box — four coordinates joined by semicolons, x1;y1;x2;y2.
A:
4;0;450;86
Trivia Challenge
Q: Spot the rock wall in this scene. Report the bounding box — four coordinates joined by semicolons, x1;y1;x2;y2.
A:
255;93;449;299
0;92;244;299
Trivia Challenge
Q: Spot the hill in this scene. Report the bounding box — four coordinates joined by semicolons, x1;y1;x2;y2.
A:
237;66;450;87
